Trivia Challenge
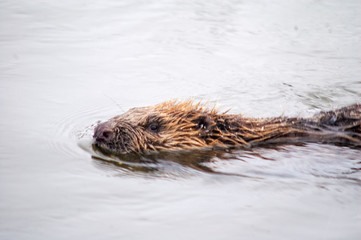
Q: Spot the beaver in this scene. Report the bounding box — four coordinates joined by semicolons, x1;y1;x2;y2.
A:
93;100;361;155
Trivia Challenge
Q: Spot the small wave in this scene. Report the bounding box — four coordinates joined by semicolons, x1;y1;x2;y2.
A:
47;102;361;183
47;104;121;160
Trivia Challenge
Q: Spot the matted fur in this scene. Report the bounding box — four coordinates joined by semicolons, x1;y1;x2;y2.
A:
93;100;361;154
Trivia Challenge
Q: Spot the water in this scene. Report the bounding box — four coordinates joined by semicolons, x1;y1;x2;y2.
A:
1;0;361;239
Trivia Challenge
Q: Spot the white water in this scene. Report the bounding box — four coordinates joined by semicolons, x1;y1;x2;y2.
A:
1;0;361;239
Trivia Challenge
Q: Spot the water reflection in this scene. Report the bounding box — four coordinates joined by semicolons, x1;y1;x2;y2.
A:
91;143;361;183
92;146;248;178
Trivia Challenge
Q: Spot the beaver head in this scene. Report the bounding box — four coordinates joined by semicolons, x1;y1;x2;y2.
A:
93;100;224;154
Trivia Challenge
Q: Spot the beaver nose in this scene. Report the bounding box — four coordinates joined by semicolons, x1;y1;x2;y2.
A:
93;122;114;143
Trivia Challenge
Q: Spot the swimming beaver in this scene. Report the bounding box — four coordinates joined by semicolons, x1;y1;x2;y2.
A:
93;100;361;154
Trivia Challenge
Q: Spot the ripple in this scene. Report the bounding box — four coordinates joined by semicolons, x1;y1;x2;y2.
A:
86;142;360;183
47;103;121;160
204;144;361;183
89;148;222;179
47;101;361;182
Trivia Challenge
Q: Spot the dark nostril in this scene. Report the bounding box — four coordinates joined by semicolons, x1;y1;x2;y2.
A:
101;130;112;140
93;122;114;143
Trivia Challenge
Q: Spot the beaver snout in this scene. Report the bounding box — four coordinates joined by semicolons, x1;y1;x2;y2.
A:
93;121;114;144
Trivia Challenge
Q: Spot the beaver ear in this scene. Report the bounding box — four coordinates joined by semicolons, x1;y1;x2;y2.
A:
196;115;212;131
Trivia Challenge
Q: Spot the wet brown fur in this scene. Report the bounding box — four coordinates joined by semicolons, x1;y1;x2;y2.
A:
93;100;361;154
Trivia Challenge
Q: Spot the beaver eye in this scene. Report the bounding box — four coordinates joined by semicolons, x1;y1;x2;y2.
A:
148;123;160;132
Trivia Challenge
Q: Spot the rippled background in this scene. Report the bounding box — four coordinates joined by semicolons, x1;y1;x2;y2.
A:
1;0;361;239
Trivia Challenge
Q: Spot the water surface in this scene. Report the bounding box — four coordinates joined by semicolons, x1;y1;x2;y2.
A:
1;0;361;239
